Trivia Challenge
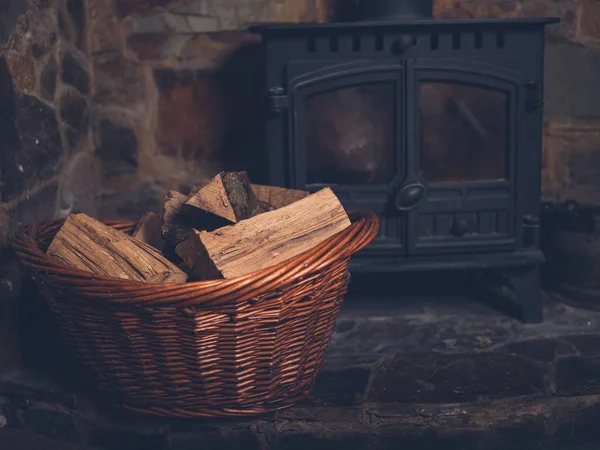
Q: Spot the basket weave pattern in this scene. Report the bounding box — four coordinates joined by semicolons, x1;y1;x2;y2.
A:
13;211;378;418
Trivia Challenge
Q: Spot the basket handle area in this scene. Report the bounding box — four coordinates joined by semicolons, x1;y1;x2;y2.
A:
12;211;379;308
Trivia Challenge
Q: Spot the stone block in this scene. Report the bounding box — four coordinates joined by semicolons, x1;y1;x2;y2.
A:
557;356;600;396
8;7;59;60
153;69;223;162
123;12;220;34
58;87;90;154
91;52;144;106
581;0;600;43
501;338;576;362
303;366;371;407
61;52;89;95
433;0;580;44
542;121;600;204
0;88;64;202
39;54;58;101
545;43;600;120
5;52;36;93
14;404;82;444
94;119;138;176
116;0;172;17
87;0;123;54
368;352;546;403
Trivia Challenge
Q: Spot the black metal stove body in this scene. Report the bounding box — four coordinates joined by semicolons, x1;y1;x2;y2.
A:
250;18;558;323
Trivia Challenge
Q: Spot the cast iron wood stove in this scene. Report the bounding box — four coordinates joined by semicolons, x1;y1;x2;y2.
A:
249;5;558;323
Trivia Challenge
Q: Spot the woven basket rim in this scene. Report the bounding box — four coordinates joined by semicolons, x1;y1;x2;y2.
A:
12;210;379;307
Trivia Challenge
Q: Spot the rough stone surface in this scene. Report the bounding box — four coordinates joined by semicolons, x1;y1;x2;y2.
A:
94;119;138;176
58;88;89;151
542;121;600;204
60;52;89;95
39;54;58;101
154;69;223;163
368;352;546;403
5;52;36;93
91;52;143;106
0;93;63;202
545;43;600;121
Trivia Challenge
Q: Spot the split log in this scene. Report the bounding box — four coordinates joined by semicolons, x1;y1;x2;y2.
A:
132;212;164;251
161;190;196;246
252;184;310;212
185;171;259;224
176;187;351;280
47;214;187;284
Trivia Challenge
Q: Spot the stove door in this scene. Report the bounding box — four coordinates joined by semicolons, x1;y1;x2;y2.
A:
406;59;520;255
289;60;406;253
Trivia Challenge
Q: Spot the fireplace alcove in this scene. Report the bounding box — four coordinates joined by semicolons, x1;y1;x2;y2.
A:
250;18;559;323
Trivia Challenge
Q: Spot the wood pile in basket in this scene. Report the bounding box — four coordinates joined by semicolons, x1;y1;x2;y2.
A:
46;171;351;283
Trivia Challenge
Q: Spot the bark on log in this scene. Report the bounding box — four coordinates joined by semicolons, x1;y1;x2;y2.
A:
47;214;187;284
175;187;350;280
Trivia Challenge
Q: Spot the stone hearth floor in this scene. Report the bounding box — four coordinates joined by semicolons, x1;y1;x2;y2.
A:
3;272;600;449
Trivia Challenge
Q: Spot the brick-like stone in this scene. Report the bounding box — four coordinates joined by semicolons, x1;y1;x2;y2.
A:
94;119;138;176
116;0;171;17
556;356;600;396
126;33;170;61
91;52;143;106
501;338;576;362
123;12;220;34
87;0;123;54
58;88;89;152
61;52;89;94
304;366;371;407
154;69;223;162
40;55;58;101
58;0;86;49
0;87;64;202
8;8;59;60
561;335;600;358
545;43;600;120
368;352;546;403
15;406;82;444
180;31;261;70
5;52;36;93
433;0;580;44
581;0;600;42
542;121;600;204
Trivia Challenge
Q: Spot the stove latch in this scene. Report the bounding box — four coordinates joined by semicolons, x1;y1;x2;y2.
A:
525;81;543;112
269;86;288;115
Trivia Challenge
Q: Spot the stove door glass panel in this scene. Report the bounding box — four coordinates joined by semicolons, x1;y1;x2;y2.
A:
306;82;396;185
419;81;508;183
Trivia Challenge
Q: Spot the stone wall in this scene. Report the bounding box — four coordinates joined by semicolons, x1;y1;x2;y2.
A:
0;0;599;370
0;0;328;371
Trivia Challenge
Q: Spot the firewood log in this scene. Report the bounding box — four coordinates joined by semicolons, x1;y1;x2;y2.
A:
47;214;187;284
251;184;310;212
175;187;350;280
185;171;259;224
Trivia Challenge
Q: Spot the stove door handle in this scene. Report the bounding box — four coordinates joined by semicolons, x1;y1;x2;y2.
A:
395;183;425;211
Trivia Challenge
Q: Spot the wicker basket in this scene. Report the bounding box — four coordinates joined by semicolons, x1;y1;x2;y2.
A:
13;211;378;418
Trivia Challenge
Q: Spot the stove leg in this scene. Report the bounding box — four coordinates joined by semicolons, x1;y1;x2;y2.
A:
509;265;543;324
